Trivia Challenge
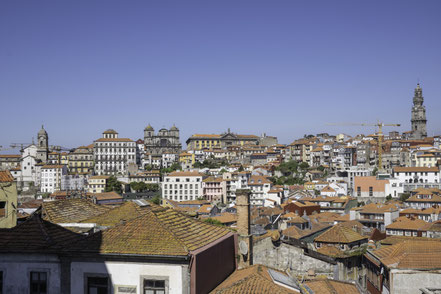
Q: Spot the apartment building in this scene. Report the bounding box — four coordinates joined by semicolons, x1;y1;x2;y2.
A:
162;171;203;202
93;129;136;176
40;165;68;193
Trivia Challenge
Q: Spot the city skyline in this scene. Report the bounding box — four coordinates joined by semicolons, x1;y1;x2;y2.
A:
1;0;441;148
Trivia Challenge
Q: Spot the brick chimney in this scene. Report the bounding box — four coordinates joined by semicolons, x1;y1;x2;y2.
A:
236;189;252;269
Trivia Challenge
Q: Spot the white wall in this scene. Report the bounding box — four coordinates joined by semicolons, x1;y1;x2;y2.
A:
0;254;61;294
71;261;186;294
391;270;441;294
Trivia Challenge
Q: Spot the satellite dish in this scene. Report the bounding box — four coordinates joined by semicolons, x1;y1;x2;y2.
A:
239;240;248;255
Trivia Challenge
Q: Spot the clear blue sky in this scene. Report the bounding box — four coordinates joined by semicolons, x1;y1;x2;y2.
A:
1;0;440;150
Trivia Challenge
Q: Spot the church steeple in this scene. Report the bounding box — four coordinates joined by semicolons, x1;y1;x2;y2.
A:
413;83;424;107
411;83;427;140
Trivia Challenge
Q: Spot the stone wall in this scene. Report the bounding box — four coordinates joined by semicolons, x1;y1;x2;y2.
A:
253;237;334;276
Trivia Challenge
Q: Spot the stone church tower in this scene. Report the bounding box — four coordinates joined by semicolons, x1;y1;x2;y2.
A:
36;125;49;163
411;83;427;140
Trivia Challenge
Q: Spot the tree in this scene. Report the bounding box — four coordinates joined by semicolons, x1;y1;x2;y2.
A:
385;195;392;201
399;193;411;202
219;168;227;174
146;183;159;192
105;176;122;193
372;167;378;176
299;162;309;170
238;165;244;172
144;165;153;171
151;195;162;205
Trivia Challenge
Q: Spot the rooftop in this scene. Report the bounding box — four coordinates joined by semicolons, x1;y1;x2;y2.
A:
67;206;232;256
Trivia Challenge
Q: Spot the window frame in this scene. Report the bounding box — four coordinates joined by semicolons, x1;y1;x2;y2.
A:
140;275;169;294
29;270;49;294
84;273;111;294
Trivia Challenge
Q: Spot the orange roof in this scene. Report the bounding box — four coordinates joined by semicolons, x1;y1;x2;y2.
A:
92;192;123;201
210;264;299;294
386;216;428;230
369;240;441;269
303;279;360;294
95;138;133;142
210;212;238;224
0;154;20;158
41;165;65;169
191;134;222;138
394;166;439;172
168;171;204;177
0;170;14;182
314;224;367;244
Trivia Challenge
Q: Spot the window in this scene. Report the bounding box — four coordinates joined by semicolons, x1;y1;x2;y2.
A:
0;271;3;294
369;187;373;197
87;276;109;294
144;279;165;294
357;187;361;197
0;202;6;218
30;272;47;294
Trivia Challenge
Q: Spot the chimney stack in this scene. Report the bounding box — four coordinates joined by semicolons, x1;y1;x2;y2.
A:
236;189;252;269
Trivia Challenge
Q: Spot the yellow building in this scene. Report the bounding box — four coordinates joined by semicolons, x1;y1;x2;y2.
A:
186;130;259;150
304;181;315;191
179;152;195;166
87;175;110;193
415;153;439;168
0;170;18;228
68;145;94;174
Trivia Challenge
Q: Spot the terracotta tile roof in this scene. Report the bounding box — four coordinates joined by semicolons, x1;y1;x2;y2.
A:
314;224;367;244
386;216;428;230
0;170;14;182
190;134;222;138
394;167;439;172
321;186;336;193
211;213;238;224
316;246;347;258
352;202;400;214
81;201;156;227
286;216;308;224
95;138;133;142
41;164;65;169
0;214;81;253
369;240;441;269
380;235;436;246
210;265;300;294
67;207;232;256
197;204;213;214
406;193;441;203
308;212;342;224
178;200;210;205
42;199;111;223
92;192;123;201
248;175;272;186
203;176;223;183
282;222;330;240
168;171;204;177
303;279;360;294
0;154;20;158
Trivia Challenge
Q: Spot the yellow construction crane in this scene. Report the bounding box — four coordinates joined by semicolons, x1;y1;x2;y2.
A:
327;121;401;171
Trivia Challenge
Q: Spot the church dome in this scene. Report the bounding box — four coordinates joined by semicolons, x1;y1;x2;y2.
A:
38;125;47;136
103;129;117;134
170;125;179;131
144;124;154;131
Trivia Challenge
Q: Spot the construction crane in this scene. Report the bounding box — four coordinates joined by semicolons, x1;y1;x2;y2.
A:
327;121;401;171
